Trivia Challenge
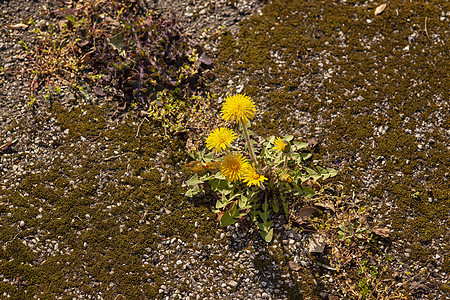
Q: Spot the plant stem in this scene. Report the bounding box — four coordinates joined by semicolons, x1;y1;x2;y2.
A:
263;189;268;222
242;123;258;166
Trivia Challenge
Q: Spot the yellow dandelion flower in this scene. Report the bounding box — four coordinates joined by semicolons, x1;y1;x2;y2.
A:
221;94;256;124
280;173;292;183
243;164;267;187
220;153;249;182
206;127;237;153
273;137;287;152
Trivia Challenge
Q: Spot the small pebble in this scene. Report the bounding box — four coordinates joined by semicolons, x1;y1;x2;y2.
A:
228;280;238;288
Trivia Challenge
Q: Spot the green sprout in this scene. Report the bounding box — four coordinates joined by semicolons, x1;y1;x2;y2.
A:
19;40;28;50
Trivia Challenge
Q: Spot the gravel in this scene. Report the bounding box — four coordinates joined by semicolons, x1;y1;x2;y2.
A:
1;0;449;299
0;0;308;299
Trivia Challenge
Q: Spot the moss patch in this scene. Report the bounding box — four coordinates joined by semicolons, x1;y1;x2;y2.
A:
213;0;449;297
0;101;217;298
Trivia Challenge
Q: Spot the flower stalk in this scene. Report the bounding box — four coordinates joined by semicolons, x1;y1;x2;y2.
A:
242;123;258;167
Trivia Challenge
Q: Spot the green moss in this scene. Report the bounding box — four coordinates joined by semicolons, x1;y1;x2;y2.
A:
442;252;450;274
1;0;447;297
157;206;216;242
0;97;210;297
1;240;36;263
32;184;61;204
212;0;449;297
18;173;41;193
409;243;431;263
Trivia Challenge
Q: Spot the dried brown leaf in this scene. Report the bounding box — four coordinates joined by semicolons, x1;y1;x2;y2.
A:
314;201;336;212
304;179;321;190
94;86;106;97
288;261;301;271
57;20;67;31
374;3;387;16
79;50;94;66
307;137;320;148
198;53;213;68
5;23;28;30
308;232;328;253
372;226;390;237
216;210;225;221
17;53;28;60
291;207;316;224
104;16;120;27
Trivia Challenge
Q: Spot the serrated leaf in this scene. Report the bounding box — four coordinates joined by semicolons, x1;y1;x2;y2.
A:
293;141;308;149
304;167;318;175
238;194;251;209
282;201;289;215
203;151;216;161
301;186;315;197
257;220;273;231
186;174;203;186
213;172;225;180
249;210;259;222
220;211;238;227
188;152;199;160
259;201;269;222
316;166;326;174
291;182;304;195
209;179;229;191
260;228;273;242
257;222;265;231
232;211;247;219
299;175;310;183
327;167;338;177
266;135;275;145
271;198;279;213
283;135;294;142
259;211;268;223
311;175;322;181
216;196;230;209
291;153;300;159
109;33;126;57
301;153;312;160
185;185;200;197
316;166;330;180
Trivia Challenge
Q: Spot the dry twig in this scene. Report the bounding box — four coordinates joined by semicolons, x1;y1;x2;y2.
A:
135;117;149;138
0;139;18;152
425;17;431;40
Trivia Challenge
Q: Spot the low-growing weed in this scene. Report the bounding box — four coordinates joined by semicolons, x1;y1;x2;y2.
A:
185;94;337;242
